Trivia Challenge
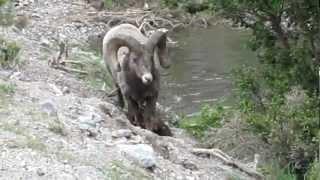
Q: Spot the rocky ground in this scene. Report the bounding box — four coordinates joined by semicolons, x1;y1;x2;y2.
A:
0;0;261;179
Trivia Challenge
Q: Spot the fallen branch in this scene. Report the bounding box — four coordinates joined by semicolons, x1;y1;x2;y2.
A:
55;66;88;75
61;60;86;66
107;87;119;97
191;148;263;180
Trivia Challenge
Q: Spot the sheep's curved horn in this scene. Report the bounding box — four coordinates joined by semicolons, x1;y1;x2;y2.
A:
146;29;170;68
106;35;143;71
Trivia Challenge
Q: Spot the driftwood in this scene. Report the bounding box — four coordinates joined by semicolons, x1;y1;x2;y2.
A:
88;8;185;36
191;148;264;180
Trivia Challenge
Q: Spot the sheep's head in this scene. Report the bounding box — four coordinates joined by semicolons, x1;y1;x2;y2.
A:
107;29;170;85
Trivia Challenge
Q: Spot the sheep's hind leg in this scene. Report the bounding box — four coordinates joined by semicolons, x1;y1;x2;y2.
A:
143;96;172;136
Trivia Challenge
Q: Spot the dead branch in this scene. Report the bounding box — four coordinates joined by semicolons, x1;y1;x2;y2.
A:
48;40;88;75
56;66;88;75
62;60;86;66
191;148;264;180
107;88;119;97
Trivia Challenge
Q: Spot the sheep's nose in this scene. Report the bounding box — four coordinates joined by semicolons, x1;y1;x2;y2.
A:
142;73;153;84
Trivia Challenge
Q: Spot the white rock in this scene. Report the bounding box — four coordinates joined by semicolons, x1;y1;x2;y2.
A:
118;144;157;169
40;99;57;116
112;129;132;138
78;111;102;128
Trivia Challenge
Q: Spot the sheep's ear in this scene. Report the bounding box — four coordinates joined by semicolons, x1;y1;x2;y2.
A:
118;47;131;71
147;29;170;69
121;52;131;71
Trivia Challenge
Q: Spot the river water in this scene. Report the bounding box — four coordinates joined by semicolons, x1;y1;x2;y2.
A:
159;25;257;116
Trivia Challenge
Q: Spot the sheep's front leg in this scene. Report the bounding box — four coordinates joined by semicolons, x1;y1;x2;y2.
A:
127;97;141;126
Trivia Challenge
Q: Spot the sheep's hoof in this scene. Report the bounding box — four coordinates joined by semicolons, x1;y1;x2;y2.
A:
153;123;172;137
145;119;172;137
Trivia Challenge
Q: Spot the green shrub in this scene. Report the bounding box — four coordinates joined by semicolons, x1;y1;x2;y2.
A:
70;49;113;90
179;104;225;137
0;0;15;27
0;38;21;69
262;161;297;180
0;83;15;95
0;0;7;6
307;159;320;180
104;0;112;8
232;65;319;175
205;0;320;178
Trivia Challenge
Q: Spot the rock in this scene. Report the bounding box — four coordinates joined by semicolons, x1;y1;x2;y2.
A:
9;72;22;80
40;37;50;47
78;111;102;128
36;168;45;176
118;144;157;169
14;15;29;30
87;0;104;11
181;159;198;171
112;129;132;139
78;110;101;137
40;99;57;116
62;86;70;94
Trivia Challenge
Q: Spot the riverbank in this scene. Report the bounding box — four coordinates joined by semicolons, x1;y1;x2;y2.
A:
0;0;261;179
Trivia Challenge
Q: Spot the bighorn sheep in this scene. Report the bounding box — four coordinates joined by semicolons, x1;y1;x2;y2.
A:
103;24;172;136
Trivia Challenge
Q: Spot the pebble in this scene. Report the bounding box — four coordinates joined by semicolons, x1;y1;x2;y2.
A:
36;168;45;176
40;99;57;116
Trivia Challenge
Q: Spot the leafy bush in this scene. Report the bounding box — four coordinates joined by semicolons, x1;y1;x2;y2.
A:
0;38;20;69
0;0;7;6
212;0;320;177
232;64;319;173
0;83;15;95
70;49;113;90
262;161;297;180
307;159;320;180
179;104;225;137
0;0;14;27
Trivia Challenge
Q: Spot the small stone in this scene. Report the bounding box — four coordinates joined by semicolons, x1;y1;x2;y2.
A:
14;15;29;30
62;86;70;94
78;111;102;128
9;72;21;80
88;0;104;11
37;168;45;176
40;37;50;47
40;100;57;116
31;13;41;18
86;128;98;137
181;159;198;171
112;129;132;139
118;144;157;169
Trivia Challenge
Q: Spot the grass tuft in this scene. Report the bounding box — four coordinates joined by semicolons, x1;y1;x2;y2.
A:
179;104;225;138
0;38;21;69
48;119;67;136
